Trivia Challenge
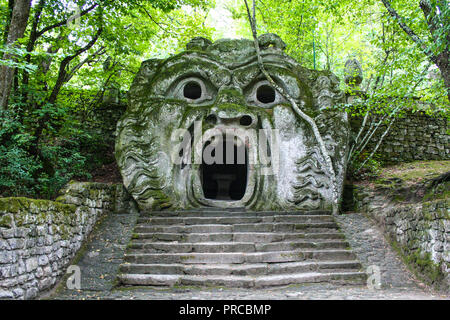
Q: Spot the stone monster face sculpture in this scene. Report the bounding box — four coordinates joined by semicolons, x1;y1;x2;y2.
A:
115;34;349;212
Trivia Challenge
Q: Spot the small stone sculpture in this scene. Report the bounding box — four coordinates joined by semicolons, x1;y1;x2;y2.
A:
344;58;363;88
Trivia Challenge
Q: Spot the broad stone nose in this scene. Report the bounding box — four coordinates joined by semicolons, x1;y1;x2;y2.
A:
209;86;257;127
207;108;256;127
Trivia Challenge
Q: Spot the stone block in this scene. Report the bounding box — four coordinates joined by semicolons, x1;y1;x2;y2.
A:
25;257;38;272
0;290;14;299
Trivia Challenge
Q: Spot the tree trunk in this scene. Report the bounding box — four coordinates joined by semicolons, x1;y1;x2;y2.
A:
381;0;449;102
21;0;46;94
436;52;450;102
0;0;32;110
2;0;14;45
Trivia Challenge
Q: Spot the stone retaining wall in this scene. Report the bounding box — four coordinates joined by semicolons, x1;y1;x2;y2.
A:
349;111;449;164
0;181;137;299
353;185;449;291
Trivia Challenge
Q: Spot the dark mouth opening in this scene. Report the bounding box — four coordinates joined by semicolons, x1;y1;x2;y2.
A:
201;136;248;201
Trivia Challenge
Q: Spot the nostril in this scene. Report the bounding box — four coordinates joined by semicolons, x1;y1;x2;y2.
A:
239;115;253;126
205;114;217;124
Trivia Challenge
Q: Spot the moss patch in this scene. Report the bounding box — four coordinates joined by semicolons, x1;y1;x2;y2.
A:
423;181;450;202
379;160;450;185
355;160;450;204
390;238;446;291
0;214;12;228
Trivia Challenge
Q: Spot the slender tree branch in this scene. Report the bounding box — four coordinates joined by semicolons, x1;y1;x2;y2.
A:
36;3;98;38
243;0;339;214
86;62;120;113
2;0;14;45
373;50;391;90
355;117;395;174
411;61;432;92
353;110;392;158
140;6;177;34
347;108;370;164
48;26;103;104
364;74;373;91
419;0;438;36
380;0;438;64
22;0;47;89
65;46;106;83
29;25;103;171
40;31;66;76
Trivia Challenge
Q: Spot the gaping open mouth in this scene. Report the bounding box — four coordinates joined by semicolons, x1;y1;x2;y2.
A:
200;135;248;201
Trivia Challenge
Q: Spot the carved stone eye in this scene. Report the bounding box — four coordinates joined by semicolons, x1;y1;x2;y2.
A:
246;80;284;108
256;84;276;104
171;77;214;104
184;81;202;100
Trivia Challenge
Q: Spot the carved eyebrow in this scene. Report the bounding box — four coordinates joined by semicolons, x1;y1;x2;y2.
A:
150;58;231;95
233;63;298;89
163;52;228;67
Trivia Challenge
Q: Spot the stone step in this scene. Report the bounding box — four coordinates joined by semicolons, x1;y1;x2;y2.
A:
118;271;367;288
127;240;350;253
124;249;357;264
136;215;335;225
133;222;339;234
132;232;345;242
142;210;331;217
119;260;362;276
118;209;365;288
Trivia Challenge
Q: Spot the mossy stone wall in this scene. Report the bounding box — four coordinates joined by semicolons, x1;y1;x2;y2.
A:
354;185;449;292
0;181;137;300
350;110;449;164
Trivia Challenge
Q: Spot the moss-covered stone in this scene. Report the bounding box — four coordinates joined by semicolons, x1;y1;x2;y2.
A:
352;174;449;292
0;181;123;300
403;247;446;288
0;214;13;228
116;35;349;212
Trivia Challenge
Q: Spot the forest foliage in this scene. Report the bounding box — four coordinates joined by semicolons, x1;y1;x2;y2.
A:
230;0;448;105
0;0;215;198
0;0;448;198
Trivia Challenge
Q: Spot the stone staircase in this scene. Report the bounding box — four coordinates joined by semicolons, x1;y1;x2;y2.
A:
117;210;367;288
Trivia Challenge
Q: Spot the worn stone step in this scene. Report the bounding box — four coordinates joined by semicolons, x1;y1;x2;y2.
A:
118;271;366;288
124;249;357;264
136;215;335;225
133;222;339;234
132;232;345;242
119;260;362;276
118;209;365;288
142;210;331;217
127;240;350;253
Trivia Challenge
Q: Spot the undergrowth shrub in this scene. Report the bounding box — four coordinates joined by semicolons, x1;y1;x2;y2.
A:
348;151;383;181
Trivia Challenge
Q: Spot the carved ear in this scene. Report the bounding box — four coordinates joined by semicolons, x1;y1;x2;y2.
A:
186;37;212;51
313;74;344;110
258;33;286;51
129;59;161;97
